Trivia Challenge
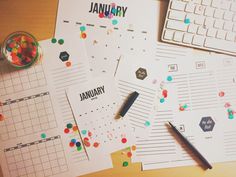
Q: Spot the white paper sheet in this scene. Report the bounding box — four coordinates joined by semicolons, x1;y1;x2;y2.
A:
55;0;158;76
40;37;113;176
67;77;135;156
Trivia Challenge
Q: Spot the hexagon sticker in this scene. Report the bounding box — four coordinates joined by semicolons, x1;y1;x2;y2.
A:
59;51;70;62
135;67;147;80
199;116;215;132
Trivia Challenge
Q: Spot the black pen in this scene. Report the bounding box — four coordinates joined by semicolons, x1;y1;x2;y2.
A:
168;122;213;170
116;91;139;119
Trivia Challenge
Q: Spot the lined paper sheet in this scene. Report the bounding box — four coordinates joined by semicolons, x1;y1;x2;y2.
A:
136;53;236;170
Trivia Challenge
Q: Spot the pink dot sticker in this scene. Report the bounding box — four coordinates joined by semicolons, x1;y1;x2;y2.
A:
219;91;225;97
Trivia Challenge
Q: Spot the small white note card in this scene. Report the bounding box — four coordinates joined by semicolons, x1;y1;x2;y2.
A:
67;77;135;156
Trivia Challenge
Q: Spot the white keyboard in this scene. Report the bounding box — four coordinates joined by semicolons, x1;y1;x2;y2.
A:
162;0;236;56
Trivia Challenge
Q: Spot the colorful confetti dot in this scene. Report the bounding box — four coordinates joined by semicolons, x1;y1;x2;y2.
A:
65;61;72;67
76;142;81;147
229;114;234;119
81;130;87;135
67;123;73;129
121;138;127;144
160;98;165;103
131;145;136;151
99;13;104;18
41;133;46;139
71;139;77;143
88;131;92;137
77;146;82;151
127;151;132;158
51;38;57;44
183;104;188;109
167;76;173;82
84;137;89;142
224;102;231;108
111;3;116;7
81;33;87;39
111;8;117;14
184;18;191;24
73;126;78;132
80;26;86;32
122;161;129;167
84;141;91;147
58;39;64;45
219;91;225;97
69;142;75;147
93;142;99;148
105;11;109;16
144;121;151;127
179;106;185;111
162;90;168;98
0;114;5;121
112;19;118;25
64;128;70;134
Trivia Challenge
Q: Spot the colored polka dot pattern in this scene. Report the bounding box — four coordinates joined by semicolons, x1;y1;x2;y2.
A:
97;3;119;25
122;161;129;167
167;76;173;82
64;123;78;134
144;121;151;127
121;138;127;144
41;133;46;139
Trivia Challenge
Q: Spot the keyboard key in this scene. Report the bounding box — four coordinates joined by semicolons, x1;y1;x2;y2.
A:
214;20;224;29
207;28;217;37
216;30;227;39
231;3;236;12
173;31;184;42
211;0;221;8
166;20;188;31
183;33;194;44
204;17;214;28
171;1;186;11
169;10;186;21
163;30;175;40
204;7;215;17
197;26;207;35
192;35;205;46
223;22;233;31
195;5;206;15
204;37;236;53
195;16;205;25
185;2;195;13
202;0;212;6
224;11;233;21
214;9;224;19
188;24;198;33
226;32;235;41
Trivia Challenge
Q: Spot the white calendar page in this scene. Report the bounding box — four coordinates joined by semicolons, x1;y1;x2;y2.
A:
40;37;113;176
55;0;158;76
67;77;135;156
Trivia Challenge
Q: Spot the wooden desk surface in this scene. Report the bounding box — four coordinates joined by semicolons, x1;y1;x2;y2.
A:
0;0;235;177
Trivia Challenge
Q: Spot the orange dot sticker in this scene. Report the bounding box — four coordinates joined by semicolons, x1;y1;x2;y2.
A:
66;61;72;67
0;114;4;121
131;145;136;151
73;126;78;132
81;32;87;39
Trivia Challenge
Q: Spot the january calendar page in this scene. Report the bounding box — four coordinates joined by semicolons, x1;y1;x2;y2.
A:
55;0;157;76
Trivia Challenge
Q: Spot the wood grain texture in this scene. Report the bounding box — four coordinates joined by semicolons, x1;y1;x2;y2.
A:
0;1;235;177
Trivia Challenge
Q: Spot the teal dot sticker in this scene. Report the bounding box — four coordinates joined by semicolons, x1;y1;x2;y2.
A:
183;104;188;109
167;76;173;82
184;18;190;24
67;123;73;129
81;130;87;135
41;133;46;139
58;39;64;45
112;19;118;25
229;114;234;119
160;98;165;103
111;8;117;14
144;121;151;127
80;26;86;32
51;38;57;44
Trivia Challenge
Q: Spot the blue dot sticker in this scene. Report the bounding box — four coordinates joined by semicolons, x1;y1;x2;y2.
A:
167;76;173;82
184;18;191;24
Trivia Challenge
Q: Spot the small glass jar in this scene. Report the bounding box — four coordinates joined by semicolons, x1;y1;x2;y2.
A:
0;31;42;69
